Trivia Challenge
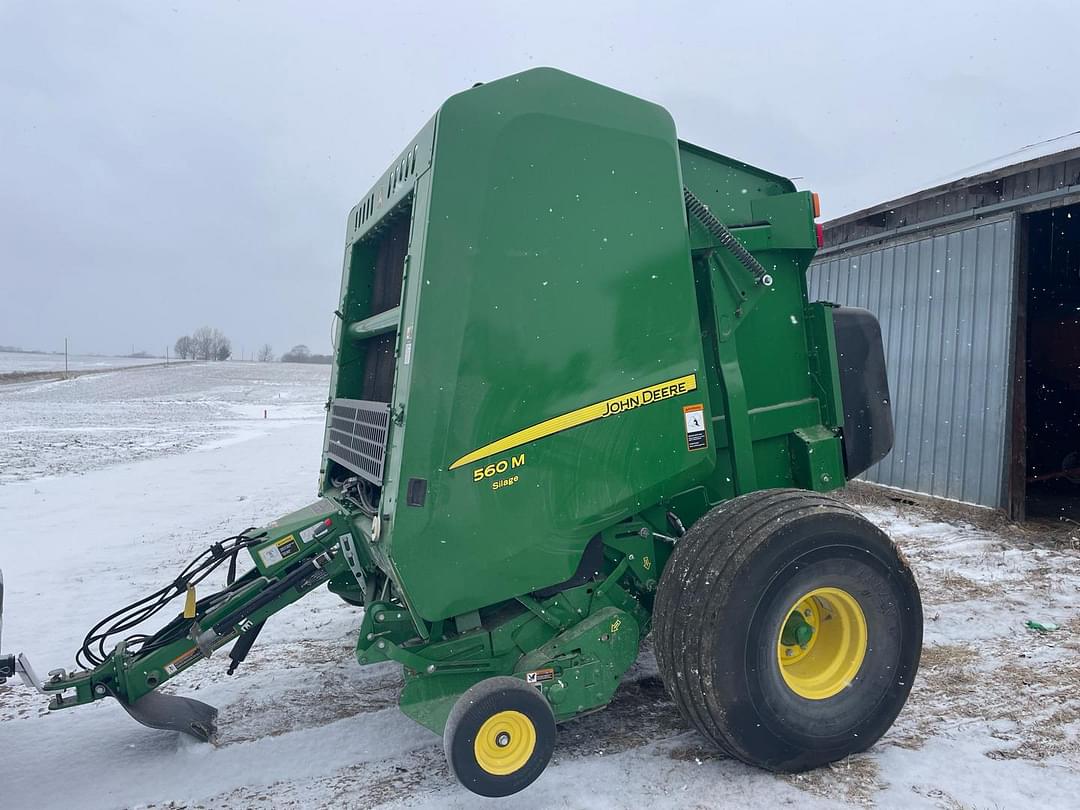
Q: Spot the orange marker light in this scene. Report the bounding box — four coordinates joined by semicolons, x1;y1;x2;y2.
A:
812;192;821;218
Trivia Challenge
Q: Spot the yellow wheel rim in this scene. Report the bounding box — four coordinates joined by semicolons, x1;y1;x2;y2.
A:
777;587;868;700
474;710;536;775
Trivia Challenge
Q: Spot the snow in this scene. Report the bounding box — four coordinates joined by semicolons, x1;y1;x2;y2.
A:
1;363;1078;808
0;361;328;483
921;129;1080;191
830;130;1080;221
0;350;171;374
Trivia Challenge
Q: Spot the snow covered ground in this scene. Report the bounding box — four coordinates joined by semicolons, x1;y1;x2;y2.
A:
1;363;1077;809
0;361;327;483
0;350;171;374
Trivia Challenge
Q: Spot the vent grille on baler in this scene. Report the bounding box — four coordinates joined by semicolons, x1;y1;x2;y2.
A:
327;398;391;484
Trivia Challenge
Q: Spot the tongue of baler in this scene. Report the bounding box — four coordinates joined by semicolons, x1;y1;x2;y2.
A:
0;501;360;742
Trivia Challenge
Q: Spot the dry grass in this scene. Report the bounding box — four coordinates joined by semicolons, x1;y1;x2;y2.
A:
839;481;1078;547
924;568;997;601
896;634;1080;770
785;755;882;807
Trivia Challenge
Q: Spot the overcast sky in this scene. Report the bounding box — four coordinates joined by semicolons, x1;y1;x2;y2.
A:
1;1;1076;357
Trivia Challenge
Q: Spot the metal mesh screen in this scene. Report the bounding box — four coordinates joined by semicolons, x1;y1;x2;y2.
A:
326;398;391;484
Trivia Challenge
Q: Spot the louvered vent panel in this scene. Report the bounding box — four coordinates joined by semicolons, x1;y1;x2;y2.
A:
327;398;391;484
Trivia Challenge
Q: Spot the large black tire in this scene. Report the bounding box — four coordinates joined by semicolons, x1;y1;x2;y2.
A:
654;488;921;772
443;676;556;797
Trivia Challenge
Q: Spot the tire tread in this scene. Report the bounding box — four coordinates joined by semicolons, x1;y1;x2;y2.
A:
654;488;914;768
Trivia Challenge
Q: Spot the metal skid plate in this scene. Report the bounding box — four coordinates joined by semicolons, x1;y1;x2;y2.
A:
109;685;218;743
326;398;390;484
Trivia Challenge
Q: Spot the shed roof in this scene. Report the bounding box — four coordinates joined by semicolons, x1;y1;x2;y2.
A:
826;131;1080;230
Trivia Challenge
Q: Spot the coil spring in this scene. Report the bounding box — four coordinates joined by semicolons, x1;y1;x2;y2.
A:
683;187;773;287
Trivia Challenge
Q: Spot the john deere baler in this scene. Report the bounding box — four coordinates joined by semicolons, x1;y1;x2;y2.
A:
2;68;921;798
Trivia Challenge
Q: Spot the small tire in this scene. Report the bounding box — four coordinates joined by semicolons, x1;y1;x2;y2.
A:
654;488;922;772
443;676;556;797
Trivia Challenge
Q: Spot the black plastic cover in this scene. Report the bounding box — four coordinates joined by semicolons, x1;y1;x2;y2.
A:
832;306;894;478
531;534;605;598
406;477;428;507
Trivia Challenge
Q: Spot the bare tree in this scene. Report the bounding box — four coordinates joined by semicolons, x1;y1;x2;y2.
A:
213;335;232;361
281;344;311;363
191;326;215;360
174;335;194;359
189;326;231;361
257;344;275;362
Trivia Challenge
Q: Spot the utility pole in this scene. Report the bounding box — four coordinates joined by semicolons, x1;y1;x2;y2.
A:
165;345;169;366
64;337;68;374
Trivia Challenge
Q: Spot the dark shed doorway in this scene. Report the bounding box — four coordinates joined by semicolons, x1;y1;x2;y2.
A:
1023;202;1080;520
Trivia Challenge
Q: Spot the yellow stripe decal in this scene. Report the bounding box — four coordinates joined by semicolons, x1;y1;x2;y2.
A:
449;373;697;470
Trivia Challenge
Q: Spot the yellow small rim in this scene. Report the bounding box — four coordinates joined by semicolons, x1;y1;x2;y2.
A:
474;710;537;775
777;587;868;700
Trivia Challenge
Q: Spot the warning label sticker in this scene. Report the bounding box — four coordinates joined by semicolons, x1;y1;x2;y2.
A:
684;404;707;451
525;668;555;688
259;535;299;568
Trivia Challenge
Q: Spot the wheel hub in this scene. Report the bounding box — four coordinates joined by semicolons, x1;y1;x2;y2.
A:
474;710;537;775
780;609;815;648
776;587;868;700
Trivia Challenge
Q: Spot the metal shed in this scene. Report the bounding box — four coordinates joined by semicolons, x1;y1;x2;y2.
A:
809;137;1080;520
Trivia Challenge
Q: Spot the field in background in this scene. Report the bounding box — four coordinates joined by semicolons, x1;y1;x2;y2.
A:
0;362;1076;809
0;350;174;374
0;361;329;483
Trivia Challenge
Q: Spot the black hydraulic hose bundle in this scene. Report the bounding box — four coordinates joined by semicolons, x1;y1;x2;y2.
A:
207;549;331;639
75;528;265;669
335;475;379;516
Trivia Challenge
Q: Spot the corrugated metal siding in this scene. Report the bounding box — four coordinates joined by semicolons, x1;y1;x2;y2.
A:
808;216;1016;508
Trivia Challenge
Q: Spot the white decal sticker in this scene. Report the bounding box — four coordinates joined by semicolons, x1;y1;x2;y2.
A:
259;543;283;567
683;404;707;451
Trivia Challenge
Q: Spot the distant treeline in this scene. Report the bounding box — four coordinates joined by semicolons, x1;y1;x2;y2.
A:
0;345;52;354
174;327;232;361
171;335;331;364
279;345;332;364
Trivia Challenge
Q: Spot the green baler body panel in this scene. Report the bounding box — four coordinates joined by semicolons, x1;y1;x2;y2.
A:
322;68;841;622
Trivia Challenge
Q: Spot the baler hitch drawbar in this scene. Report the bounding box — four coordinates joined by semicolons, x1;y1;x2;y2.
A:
0;502;351;742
